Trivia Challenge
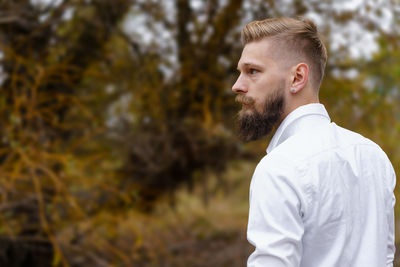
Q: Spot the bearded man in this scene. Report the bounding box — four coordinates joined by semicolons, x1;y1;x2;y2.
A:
232;17;396;267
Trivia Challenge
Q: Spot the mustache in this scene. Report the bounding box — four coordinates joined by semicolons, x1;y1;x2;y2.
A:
235;95;255;105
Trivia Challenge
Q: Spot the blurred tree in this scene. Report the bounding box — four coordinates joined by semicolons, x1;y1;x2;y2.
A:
115;0;247;209
0;0;130;265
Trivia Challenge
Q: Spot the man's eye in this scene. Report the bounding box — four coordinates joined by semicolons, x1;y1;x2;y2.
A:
249;69;259;75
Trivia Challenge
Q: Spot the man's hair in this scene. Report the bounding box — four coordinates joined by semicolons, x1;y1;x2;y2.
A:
241;17;327;90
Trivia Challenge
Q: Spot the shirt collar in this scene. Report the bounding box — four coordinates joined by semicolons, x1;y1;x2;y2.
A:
267;103;331;153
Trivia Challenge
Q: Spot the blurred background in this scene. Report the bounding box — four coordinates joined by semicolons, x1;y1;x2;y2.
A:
0;0;399;266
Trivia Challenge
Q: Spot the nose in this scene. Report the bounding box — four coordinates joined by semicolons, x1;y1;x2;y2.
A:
232;74;247;94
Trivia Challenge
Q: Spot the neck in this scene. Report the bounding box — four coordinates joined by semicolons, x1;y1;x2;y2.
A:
282;91;319;121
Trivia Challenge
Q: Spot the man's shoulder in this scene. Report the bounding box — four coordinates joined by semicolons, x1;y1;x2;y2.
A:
267;122;384;165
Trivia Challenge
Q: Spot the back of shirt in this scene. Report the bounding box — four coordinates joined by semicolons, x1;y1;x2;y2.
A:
297;123;396;267
247;119;396;267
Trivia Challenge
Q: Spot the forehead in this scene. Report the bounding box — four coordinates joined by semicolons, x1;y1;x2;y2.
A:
238;39;278;68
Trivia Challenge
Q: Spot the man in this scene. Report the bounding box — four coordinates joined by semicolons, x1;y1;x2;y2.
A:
232;17;396;267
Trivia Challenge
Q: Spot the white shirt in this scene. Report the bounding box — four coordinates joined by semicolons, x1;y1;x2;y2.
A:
247;103;396;267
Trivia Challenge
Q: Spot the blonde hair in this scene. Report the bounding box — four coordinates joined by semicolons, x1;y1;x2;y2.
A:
241;17;327;89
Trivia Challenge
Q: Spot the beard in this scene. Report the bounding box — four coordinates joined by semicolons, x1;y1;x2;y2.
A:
235;87;284;142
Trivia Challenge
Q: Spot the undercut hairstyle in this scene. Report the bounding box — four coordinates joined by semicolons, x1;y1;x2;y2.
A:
241;17;328;90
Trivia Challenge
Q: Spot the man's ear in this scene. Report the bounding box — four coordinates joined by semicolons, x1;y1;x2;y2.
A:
290;63;309;94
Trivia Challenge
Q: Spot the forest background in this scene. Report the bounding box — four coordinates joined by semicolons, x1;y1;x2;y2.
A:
0;0;399;266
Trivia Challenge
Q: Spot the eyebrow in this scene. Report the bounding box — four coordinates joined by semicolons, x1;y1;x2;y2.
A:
237;62;264;70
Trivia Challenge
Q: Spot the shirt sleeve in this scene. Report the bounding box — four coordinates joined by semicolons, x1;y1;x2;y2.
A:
247;155;306;267
386;168;396;267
